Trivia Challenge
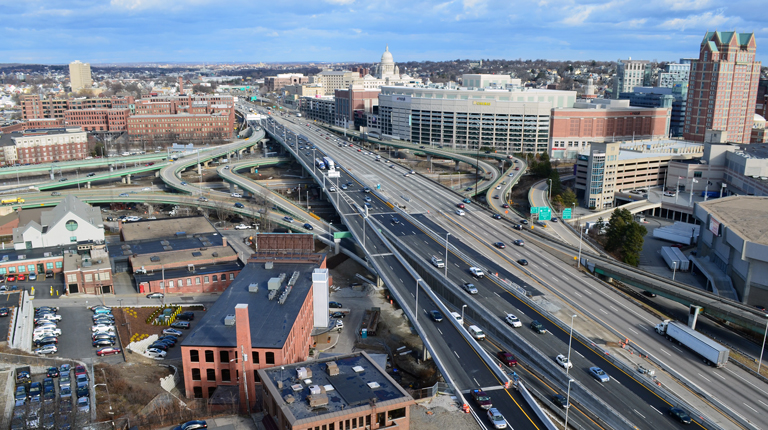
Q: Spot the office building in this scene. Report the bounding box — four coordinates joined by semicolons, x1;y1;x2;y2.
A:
64;108;130;132
4;127;88;165
550;99;670;159
20;94;134;121
259;351;415;430
659;62;692;90
265;74;310;93
13;195;104;250
311;70;361;96
575;140;703;209
69;60;93;91
620;87;687;137
693;196;768;305
377;82;576;153
299;96;336;124
334;86;380;128
462;74;521;89
63;246;113;295
612;59;651;98
684;31;761;144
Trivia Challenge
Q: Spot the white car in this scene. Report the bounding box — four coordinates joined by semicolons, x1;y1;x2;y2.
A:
230;193;242;198
505;314;522;328
329;186;336;192
91;324;115;332
469;267;484;278
146;348;167;359
35;314;61;321
555;354;573;370
496;185;502;190
77;396;90;413
455;209;465;216
335;320;344;331
141;187;151;191
34;328;62;337
487;408;507;429
234;224;252;230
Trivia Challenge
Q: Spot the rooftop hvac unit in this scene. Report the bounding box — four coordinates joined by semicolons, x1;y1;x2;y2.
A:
248;283;259;293
267;277;282;291
291;384;303;392
224;314;236;326
287;271;300;286
323;384;335;392
265;261;273;269
307;393;329;407
309;385;322;395
278;286;293;305
367;382;380;389
326;361;339;376
353;366;365;373
283;394;295;404
297;367;312;379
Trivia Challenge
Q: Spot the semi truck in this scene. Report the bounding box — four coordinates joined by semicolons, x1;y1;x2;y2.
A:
322;156;335;171
1;197;24;205
655;320;729;367
314;158;326;170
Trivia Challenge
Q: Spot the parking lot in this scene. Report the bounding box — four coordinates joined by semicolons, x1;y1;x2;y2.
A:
14;362;91;429
51;307;124;363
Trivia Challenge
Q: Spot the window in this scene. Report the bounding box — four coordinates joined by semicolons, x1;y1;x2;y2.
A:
70;236;77;243
169;280;174;288
220;351;229;363
388;407;406;420
196;277;201;285
101;272;110;280
221;369;231;382
55;262;62;269
84;274;93;282
266;352;275;364
206;369;216;381
65;220;78;231
45;263;53;269
252;351;259;363
204;276;209;283
27;265;35;273
67;274;77;283
186;278;192;286
212;275;217;282
205;350;214;363
193;387;202;398
190;350;199;362
253;370;261;382
694;171;703;178
17;266;25;273
230;273;235;280
191;369;201;380
220;274;226;281
8;267;16;273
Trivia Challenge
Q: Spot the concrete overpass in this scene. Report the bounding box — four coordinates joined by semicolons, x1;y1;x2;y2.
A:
0;153;171;178
35;162;171;190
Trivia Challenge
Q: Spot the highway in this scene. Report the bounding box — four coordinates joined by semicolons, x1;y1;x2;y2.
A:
0;152;171;177
266;111;755;430
263;117;551;430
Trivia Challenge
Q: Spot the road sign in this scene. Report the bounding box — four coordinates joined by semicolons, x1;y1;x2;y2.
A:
538;207;552;221
530;206;539;214
562;208;572;220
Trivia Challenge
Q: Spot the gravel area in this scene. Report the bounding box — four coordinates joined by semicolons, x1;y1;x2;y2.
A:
410;395;480;430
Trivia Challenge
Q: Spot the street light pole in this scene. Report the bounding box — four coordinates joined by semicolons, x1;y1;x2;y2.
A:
415;279;423;323
672;261;678;281
547;178;552;201
564;378;575;430
758;315;768;375
566;314;577;375
688;178;698;207
461;304;467;324
444;233;451;279
577;225;584;269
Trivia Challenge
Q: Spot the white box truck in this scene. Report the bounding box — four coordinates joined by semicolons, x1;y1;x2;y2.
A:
430;256;444;268
655;320;729;367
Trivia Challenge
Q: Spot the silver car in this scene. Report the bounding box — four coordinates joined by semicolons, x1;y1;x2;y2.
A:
487;408;507;429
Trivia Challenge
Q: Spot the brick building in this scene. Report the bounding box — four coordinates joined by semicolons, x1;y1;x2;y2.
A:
264;74;309;92
334;86;380;127
3;127;88;165
259;351;415;430
64;108;130;132
63;247;114;294
128;94;235;143
549;99;670;159
684;31;761;143
20;95;133;121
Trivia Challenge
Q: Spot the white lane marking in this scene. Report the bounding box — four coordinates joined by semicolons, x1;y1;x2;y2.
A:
454;351;460;359
609;306;619;312
583;289;592;295
474;378;480;386
633;409;646;419
650;406;663;415
494;292;501;297
437;328;443;335
574;292;582;297
671;346;683;353
697;373;711;383
724;367;768;397
659;348;672;356
389;266;393;270
599;309;608;315
758;400;768;408
712;372;726;381
410;292;414;298
627;327;638;335
743;403;758;413
639;325;649;331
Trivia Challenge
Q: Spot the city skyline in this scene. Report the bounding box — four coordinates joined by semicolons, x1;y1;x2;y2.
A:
2;0;767;64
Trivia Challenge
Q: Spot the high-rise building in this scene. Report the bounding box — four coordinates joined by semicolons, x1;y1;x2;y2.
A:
69;60;93;92
612;59;651;98
684;31;761;144
659;62;691;91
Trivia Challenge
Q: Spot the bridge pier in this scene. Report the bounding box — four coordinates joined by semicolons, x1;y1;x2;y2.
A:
688;305;703;329
203;160;211;168
197;164;202;175
122;174;131;184
250;167;258;174
146;204;154;214
250;145;257;154
86;182;91;189
334;238;340;255
229;183;236;193
498;160;505;169
454;160;461;171
50;170;55;181
155;171;160;178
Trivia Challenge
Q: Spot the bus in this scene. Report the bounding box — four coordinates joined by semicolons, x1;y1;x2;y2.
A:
322;156;335;171
315;158;326;169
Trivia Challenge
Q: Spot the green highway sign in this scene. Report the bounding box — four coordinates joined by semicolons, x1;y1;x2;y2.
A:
538;207;552;221
563;208;572;220
333;232;353;240
530;206;539;214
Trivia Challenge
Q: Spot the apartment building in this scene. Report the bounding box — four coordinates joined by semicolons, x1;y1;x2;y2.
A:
299;96;336;124
64;108;130;132
69;60;93;91
7;127;88;165
612;59;651;98
684;31;761;144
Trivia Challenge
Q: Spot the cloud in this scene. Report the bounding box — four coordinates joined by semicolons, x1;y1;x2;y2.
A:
561;4;597;26
619;18;648;28
658;8;738;30
455;0;487;21
665;0;711;10
325;0;355;4
109;0;212;11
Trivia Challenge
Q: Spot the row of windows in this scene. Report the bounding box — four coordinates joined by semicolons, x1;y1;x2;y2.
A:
157;273;234;289
0;262;60;274
189;349;275;365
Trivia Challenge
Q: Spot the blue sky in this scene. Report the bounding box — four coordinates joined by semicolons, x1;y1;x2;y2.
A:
2;0;766;65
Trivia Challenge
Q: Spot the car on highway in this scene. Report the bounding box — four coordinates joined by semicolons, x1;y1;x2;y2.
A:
492;214;502;219
504;314;522;327
530;320;546;333
555;354;573;369
551;217;559;222
469;267;484;278
517;259;529;266
501;203;509;208
0;307;8;317
391;216;400;224
119;193;129;197
302;223;314;230
146;292;164;299
589;366;610;382
455;209;465;216
198;197;208;202
234;202;244;208
59;178;68;182
462;282;478;294
180;181;188;185
496;185;501;190
163;328;183;337
430;310;443;322
497;351;518;366
487;408;507;429
668;407;692;424
283;216;293;223
471;389;492;409
494;242;505;249
552;394;569;408
519;219;528;225
34;345;57;355
234;224;252;230
513;239;524;246
230;193;242;198
535;220;547;227
142;187;152;191
463;198;471;204
457;203;465;209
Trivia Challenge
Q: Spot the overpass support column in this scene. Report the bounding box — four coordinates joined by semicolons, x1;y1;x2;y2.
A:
146;204;154;215
197;163;202;175
426;155;432;163
334;238;340;255
250;167;257;174
421;345;432;361
454;160;461;171
50;170;55;181
742;263;754;304
86;182;91;189
250;145;257;154
203;160;210;168
230;183;236;193
687;306;703;329
498;160;505;169
122;174;131;184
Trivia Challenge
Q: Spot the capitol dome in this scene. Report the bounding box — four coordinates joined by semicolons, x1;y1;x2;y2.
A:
381;45;394;64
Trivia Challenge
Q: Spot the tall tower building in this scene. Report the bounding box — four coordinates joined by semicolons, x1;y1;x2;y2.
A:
69;60;93;92
683;31;760;143
612;58;650;98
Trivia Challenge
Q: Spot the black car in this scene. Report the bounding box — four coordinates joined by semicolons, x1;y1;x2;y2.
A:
517;259;529;266
669;407;692;424
642;291;657;297
174;420;208;430
158;335;178;344
330;312;345;319
492;214;502;219
46;367;59;378
34;336;58;346
148;343;168;351
0;307;8;317
76;385;88;398
329;301;343;309
154;339;176;347
303;223;314;230
530;320;546;334
176;312;195;321
552;394;569;408
92;338;115;347
45;270;54;278
92;334;116;342
391;217;400;224
430;310;443;322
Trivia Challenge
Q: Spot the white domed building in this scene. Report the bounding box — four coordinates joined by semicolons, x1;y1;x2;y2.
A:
369;46;420;86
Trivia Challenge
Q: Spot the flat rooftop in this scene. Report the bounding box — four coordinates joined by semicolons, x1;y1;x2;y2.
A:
130;245;236;268
260;351;412;423
107;233;224;258
698;196;768;246
134;261;244;284
180;261;316;349
121;216;217;241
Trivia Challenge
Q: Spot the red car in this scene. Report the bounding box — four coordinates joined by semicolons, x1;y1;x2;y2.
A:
75;365;87;377
6;275;15;282
96;346;122;356
498;351;518;366
457;203;465;209
17;274;25;281
501;203;509;208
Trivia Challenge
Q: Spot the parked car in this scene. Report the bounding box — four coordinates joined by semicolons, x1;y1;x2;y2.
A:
171;321;190;329
163;328;183;337
34;344;57;355
77;397;90;413
146;348;167;359
234;224;252;230
329;301;343;309
148;343;168;351
174;420;208;430
59;386;72;400
93;338;115;347
74;366;87;377
146;292;164;299
176;312;195;321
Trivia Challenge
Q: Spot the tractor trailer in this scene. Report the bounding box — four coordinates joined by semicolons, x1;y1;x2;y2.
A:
655;320;729;367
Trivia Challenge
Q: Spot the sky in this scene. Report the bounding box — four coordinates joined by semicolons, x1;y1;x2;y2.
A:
1;0;767;65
